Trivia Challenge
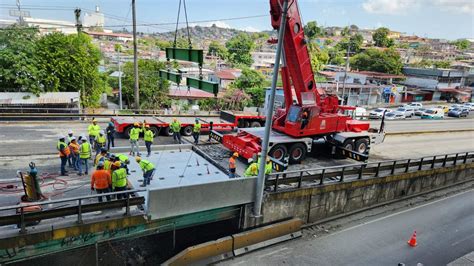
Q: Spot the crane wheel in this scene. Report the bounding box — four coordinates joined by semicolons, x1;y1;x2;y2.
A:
182;126;193;136
164;127;174;136
250;121;261;127
342;139;354;151
355;138;369;154
289;143;307;164
269;144;287;161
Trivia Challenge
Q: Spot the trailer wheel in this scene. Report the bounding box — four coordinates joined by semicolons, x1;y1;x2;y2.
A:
124;126;133;138
355;138;369;154
289;143;307;164
342;139;354;150
250;121;261;127
149;126;160;136
182;125;193;136
163;127;174;136
269;144;287;161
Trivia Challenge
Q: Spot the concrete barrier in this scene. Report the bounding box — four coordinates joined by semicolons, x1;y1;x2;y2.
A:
247;162;474;226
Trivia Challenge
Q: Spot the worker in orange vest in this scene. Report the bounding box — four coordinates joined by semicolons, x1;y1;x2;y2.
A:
57;135;71;176
68;137;80;171
229;152;238;178
90;161;112;202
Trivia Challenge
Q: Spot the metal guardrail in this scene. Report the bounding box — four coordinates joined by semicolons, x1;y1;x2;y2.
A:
0;189;146;233
265;152;474;192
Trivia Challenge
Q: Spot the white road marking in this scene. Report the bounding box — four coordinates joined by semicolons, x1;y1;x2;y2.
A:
329;189;474;237
451;232;474;246
257;247;289;259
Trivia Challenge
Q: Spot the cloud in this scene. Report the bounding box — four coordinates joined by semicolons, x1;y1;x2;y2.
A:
362;0;474;15
242;26;260;32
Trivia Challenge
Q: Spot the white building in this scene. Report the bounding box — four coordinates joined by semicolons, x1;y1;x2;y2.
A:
83;6;105;28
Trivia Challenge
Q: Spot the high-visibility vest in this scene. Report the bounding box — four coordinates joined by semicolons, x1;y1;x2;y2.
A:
144;129;154;142
116;154;129;163
69;142;80;154
79;142;91;159
88;124;101;137
244;163;259;177
96;135;106;145
57;141;70;157
193;123;201;133
170;121;181;133
265;162;272;174
112;168;127;189
95;154;105;166
129;127;141;140
104;160;112;171
139;160;155;172
229;157;236;169
91;170;111;190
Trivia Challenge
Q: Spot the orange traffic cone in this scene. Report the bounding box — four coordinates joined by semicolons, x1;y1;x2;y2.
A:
407;231;417;247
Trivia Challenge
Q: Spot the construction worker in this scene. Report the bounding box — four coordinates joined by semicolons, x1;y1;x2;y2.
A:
229;152;238;178
193;118;201;144
143;125;154;157
69;137;80;171
67;130;74;168
88;119;101;147
170;118;182;144
244;162;259;177
111;161;128;199
300;109;310;129
116;153;131;174
106;121;116;150
129;122;142;156
136;156;155;187
257;156;273;175
94;148;108;167
57;136;71;176
104;154;114;174
90;161;112;202
78;137;92;176
95;130;107;156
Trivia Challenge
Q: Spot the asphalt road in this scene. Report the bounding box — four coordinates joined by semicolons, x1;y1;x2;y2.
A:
370;118;474;133
220;189;474;266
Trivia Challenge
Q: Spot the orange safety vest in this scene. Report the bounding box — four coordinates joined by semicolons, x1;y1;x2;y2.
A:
69;142;80;154
57;141;70;157
229;157;236;169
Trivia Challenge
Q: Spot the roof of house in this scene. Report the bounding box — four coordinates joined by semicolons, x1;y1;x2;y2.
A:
0;92;80;105
168;87;217;99
216;69;241;80
84;31;133;38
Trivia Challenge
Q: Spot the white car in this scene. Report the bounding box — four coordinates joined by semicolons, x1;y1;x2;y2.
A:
463;102;474;111
407;102;423;109
369;108;391;119
421;108;444;119
394;107;415;118
385;112;405;120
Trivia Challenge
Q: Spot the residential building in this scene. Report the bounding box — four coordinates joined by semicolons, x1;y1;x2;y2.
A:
84;31;133;42
209;69;242;90
0;92;80;111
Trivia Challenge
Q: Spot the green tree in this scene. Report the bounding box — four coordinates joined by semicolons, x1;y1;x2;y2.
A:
337;34;364;53
341;26;350;37
226;33;254;66
122;59;169;109
207;40;227;59
307;43;329;72
232;68;266;107
452;39;470;50
304;21;324;39
0;26;42;93
328;48;345;65
350;48;403;74
372;27;394;48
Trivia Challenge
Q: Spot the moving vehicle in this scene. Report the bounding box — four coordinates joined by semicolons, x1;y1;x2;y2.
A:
369;108;391;119
111;111;266;138
394;107;414;118
437;105;449;113
448;108;469;118
414;108;427;116
421;108;444;119
463;102;474;111
212;0;385;164
407;102;423;109
449;104;463;112
385;112;405;120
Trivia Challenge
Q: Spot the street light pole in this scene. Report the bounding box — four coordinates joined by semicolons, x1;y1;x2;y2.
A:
117;51;123;110
253;0;288;218
132;0;139;109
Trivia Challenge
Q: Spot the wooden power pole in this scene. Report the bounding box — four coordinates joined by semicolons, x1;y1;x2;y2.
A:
132;0;140;109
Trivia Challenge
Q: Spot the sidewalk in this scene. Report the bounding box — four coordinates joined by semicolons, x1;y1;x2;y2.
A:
448;251;474;266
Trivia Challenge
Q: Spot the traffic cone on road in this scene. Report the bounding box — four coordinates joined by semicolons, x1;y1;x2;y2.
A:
407;231;417;247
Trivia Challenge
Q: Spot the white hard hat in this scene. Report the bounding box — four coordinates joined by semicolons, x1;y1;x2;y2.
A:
58;135;65;140
81;136;87;141
70;136;76;141
100;130;105;134
68;130;73;134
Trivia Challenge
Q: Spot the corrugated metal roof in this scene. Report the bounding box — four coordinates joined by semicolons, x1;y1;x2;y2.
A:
0;92;80;105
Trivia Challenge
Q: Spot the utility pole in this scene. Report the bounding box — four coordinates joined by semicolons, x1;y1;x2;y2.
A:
117;51;123;110
74;8;82;34
16;0;24;25
341;43;350;105
254;0;288;218
132;0;140;109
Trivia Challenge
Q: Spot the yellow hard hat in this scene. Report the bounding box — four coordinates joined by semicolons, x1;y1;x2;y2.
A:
173;118;177;121
233;152;239;157
113;161;122;167
134;122;140;126
135;156;141;162
92;119;97;122
251;164;258;170
266;156;271;162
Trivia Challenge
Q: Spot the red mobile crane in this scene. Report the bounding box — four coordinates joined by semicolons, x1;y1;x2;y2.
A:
213;0;385;164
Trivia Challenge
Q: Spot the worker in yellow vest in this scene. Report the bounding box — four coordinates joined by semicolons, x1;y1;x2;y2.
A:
143;125;155;157
78;137;92;176
111;161;128;199
257;156;273;175
193;118;201;144
57;136;71;176
88;119;101;147
244;162;259;177
170;118;182;144
95;130;107;156
136;156;155;187
129;122;142;156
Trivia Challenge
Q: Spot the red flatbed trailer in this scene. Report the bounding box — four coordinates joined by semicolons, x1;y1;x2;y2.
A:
111;111;265;138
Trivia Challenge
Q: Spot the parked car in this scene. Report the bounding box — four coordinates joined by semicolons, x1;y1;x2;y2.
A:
394;107;415;118
463;102;474;111
369;108;391;119
407;102;423;109
421;108;444;119
437;105;449;113
449;104;463;111
385;112;405;120
414;108;427;116
448;108;469;118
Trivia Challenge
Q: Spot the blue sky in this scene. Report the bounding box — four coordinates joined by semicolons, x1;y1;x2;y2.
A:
1;0;473;40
